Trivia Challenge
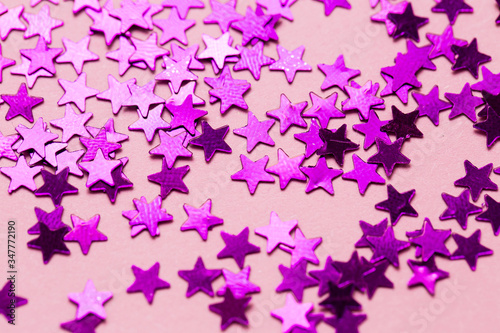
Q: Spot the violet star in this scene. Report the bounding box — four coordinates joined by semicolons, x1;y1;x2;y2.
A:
0;131;19;161
22;4;62;44
166;95;207;135
371;0;408;36
367;137;410;177
231;6;271;45
150;130;192;167
333;251;374;292
451;38;491;79
426;25;467;63
87;120;129;145
472;67;500;95
294;119;324;158
79;149;121;187
16;118;58;157
257;0;297;21
476;194;500;235
352;110;389;149
363;260;394;299
0;155;42;193
255;211;297;253
366;226;410;267
56;36;99;74
440;189;482;229
127;262;170;304
209;289;250;330
171;43;205;70
396;40;435;71
473;107;500;147
276;259;318;302
450;229;493;271
271;294;313;333
355;218;388;249
204;0;243;32
432;0;472;25
147;160;189;199
123;79;165;117
217;227;260;268
300;157;342;195
0;44;14;82
123;196;172;237
319;283;361;316
408;257;449;295
315;0;351;16
408;218;451;261
80;128;121;162
255;5;279;43
50;104;92;142
63;214;107;255
67;0;100;13
60;314;103;333
68;280;112;320
324;310;367;333
309;256;341;296
342;154;385;195
20;36;62;75
167;81;205;106
266;148;306;189
197;32;239;70
269;45;311;83
154;8;194;45
342;81;384;120
318;55;360;91
155;56;197;94
2;82;43;122
0;6;26;40
291;313;323;333
130;33;169;71
317;124;359;167
58;72;99;112
106;36;142;76
189;122;231;162
376;184;417;226
445;83;483;122
109;0;149;32
454;160;497;201
303;92;344;128
234;41;274;80
380;73;412;104
10;56;52;88
90;159;133;203
208;74;250;114
28;206;69;234
231;154;275;194
86;0;121;46
129;105;170;142
387;3;428;42
180;199;223;240
27;223;70;263
162;0;204;19
412;85;451;126
233;111;275;152
35;168;78;206
266;94;307;133
178;257;222;297
96;75;135;115
217;266;260;298
380;106;423;140
280;228;322;266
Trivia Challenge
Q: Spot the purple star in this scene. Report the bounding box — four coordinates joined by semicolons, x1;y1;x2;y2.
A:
58;72;99;112
309;256;340;296
204;0;243;32
314;0;350;16
123;79;165;117
271;294;313;333
35;168;78;206
257;0;297;21
380;106;423;139
20;36;62;75
473;107;500;147
189;121;231;162
209;73;250;114
324;310;367;333
217;227;260;269
381;56;422;92
129;105;170;142
231;6;271;45
0;6;26;40
68;280;112;320
290;313;323;333
178;257;222;297
0;131;19;161
366;226;410;267
16;118;58;157
255;211;297;253
294;119;324;158
180;199;223;240
50;104;92;142
209;289;250;330
269;45;311;83
231;154;275;194
90;160;133;203
67;0;100;13
355;219;388;248
60;314;103;333
371;0;408;36
300;157;342;194
106;36;142;76
234;41;274;80
79;148;121;187
166;95;207;135
450;229;493;271
217;266;260;298
303;92;344;128
342;81;384;120
276;259;318;302
471;67;500;95
28;206;69;234
440;189;482;229
97;75;135;115
380;73;412;104
408;218;451;261
80;128;121;162
233;111;274;152
476;194;500;235
167;81;205;106
412;85;451;126
63;214;107;255
22;4;63;44
343;154;385;195
197;32;239;70
2;82;43;122
162;0;204;19
149;130;192;167
0;155;42;193
86;0;121;46
352;110;389;149
154;8;194;45
266;148;306;189
147;160;189;199
375;184;417;225
171;43;204;70
127;262;170;304
432;0;473;25
426;25;467;63
30;141;67;167
363;260;393;299
319;283;361;316
318;55;360;91
109;0;149;32
367;137;410;177
56;36;99;74
123;196;172;237
451;38;491;79
445;83;483;122
266;94;307;133
280;228;322;266
454;160;497;201
11;56;52;89
333;251;374;292
0;281;27;322
27;223;70;263
129;33;169;71
317;124;359;167
87;119;129;145
387;3;428;42
408;257;449;295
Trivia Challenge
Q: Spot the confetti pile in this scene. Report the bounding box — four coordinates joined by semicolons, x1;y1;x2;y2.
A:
0;0;500;332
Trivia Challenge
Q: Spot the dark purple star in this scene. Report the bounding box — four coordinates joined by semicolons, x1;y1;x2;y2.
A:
412;85;451;126
276;259;319;302
408;257;449;295
27;223;70;264
2;83;43;122
476;194;500;236
319;283;361;316
34;168;78;207
367;137;410;177
324;310;367;333
366;226;410;267
217;227;260;269
363;260;393;299
60;314;103;333
440;189;482;229
208;289;250;330
90;162;133;203
147;160;189;199
454;160;497;201
189;121;231;162
28;206;69;234
451;38;491;79
178;257;222;297
375;184;418;225
317;124;359;167
127;262;170;304
355;219;388;248
380;106;423;140
432;0;473;25
426;25;467;63
309;256;341;296
407;218;451;261
0;280;27;322
473;107;500;147
478;90;500;117
387;3;428;42
333;251;374;292
450;229;492;271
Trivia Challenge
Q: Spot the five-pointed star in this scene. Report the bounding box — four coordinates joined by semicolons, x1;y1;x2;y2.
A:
209;289;250;330
342;154;385;195
233;111;275;152
280;228;322;266
367;137;410;176
342;81;384;120
166;95;207;135
10;56;53;88
471;67;500;95
35;168;79;206
129;33;169;71
380;106;423;139
63;214;107;255
79;149;121;187
231;154;275;194
58;72;99;112
440;189;482;229
155;55;197;93
318;54;360;91
22;5;63;44
231;6;272;45
129;105;170;142
0;44;15;82
217;266;261;298
0;6;26;40
20;36;62;75
445;82;484;122
154;8;195;45
189;121;232;162
127;262;170;304
80;127;122;162
86;0;122;45
300;157;342;194
255;211;297;253
217;227;260;268
276;259;318;301
269;45;311;83
476;194;500;235
450;229;493;271
266;148;306;189
426;25;467;63
125;196;173;236
271;293;313;333
56;36;99;74
303;92;344;128
109;0;150;32
178;257;222;297
2;82;43;122
123;79;165;117
0;131;19;161
162;0;205;19
147;160;190;199
352;110;389;149
180;199;224;240
432;0;473;25
266;94;307;133
454;160;497;201
451;38;491;79
407;218;451;261
197;32;239;69
27;223;70;263
294;119;324;158
370;0;408;35
387;3;428;42
68;280;113;320
150;131;192;167
375;184;418;225
50;104;92;142
408;257;449;295
96;75;135;115
412;85;451;126
366;227;410;267
0;155;42;193
234;41;275;80
317;124;359;167
16;117;58;158
203;0;243;32
319;283;361;315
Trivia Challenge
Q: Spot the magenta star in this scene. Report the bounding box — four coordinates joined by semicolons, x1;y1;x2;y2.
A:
162;0;204;19
155;55;198;93
67;0;100;13
363;260;394;299
16;118;58;157
257;0;297;21
316;0;350;16
209;73;250;114
408;257;449;295
0;155;42;193
189;121;231;162
153;8;194;45
300;157;342;195
0;131;19;161
149;130;192;167
109;0;149;32
371;0;407;35
217;227;260;268
333;251;374;291
58;72;99;112
129;105;170;142
233;111;275;152
56;36;99;74
446;82;484;122
28;206;68;235
472;67;500;95
106;36;142;76
217;266;260;298
68;280;112;320
367;137;410;177
22;4;62;44
454;160;497;201
166;95;207;135
342;81;384;120
318;54;360;91
255;211;297;253
450;229;492;271
63;214;107;255
412;85;451;126
366;226;409;267
147;160;189;199
426;25;467;63
476;194;500;235
432;0;473;25
20;36;62;75
231;154;275;194
271;294;313;333
302;92;344;128
60;314;102;332
123;79;165;117
387;3;428;42
129;33;169;71
79;149;121;187
352;110;389;149
86;0;121;46
50;104;92;142
375;184;417;225
451;38;491;79
96;75;135;115
440;189;482;229
309;256;341;296
180;199;223;240
204;0;243;32
209;289;250;330
178;257;222;297
2;82;43;122
269;45;311;83
294;119;324;158
80;128;121;162
197;32;239;69
234;41;274;80
324;310;366;333
280;228;322;266
0;44;14;83
342;154;385;195
122;196;172;237
266;148;306;189
90;159;133;203
171;43;204;70
408;218;451;261
266;94;307;133
231;6;271;45
127;262;170;304
0;6;26;40
35;167;78;206
380;73;412;104
27;223;70;263
276;259;318;302
10;56;52;88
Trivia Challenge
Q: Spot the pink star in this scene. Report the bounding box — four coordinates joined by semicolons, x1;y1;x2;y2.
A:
79;149;121;187
56;36;99;74
280;228;322;265
130;32;169;71
342;154;385;195
233;111;275;152
209;75;250;114
80;128;121;162
217;266;260;298
0;6;26;40
96;75;135;115
234;41;274;80
318;54;360;91
300;157;343;194
231;154;275;194
154;8;195;45
139;0;163;29
0;155;42;193
129;105;170;142
155;55;198;93
0;131;19;161
255;211;297;253
303;92;344;128
170;43;204;70
180;199;224;240
86;0;121;46
257;0;297;20
342;81;385;120
56;149;84;176
166;81;205;106
123;79;165;117
204;0;243;32
29;141;67;167
161;0;204;19
10;56;52;88
66;0;100;13
20;36;62;75
106;36;146;76
22;4;63;44
271;294;313;332
371;0;408;36
16;118;58;157
266;148;306;189
50;104;92;142
149;130;192;167
197;32;240;70
231;6;271;45
110;0;150;32
68;280;113;320
352;110;390;149
64;215;107;255
57;72;99;112
266;94;307;133
126;196;173;237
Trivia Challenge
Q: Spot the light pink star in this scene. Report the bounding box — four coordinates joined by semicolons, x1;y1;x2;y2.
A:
66;0;100;13
266;94;307;134
271;294;313;332
22;4;63;44
161;0;204;19
106;36;147;76
10;56;52;88
155;55;198;93
266;148;306;189
231;154;275;194
139;0;163;29
128;104;171;142
153;8;195;45
86;0;121;46
29;141;67;167
280;228;322;265
79;149;121;187
56;36;99;74
58;72;99;112
149;130;192;167
56;149;84;176
170;43;205;70
180;199;223;240
64;214;107;255
0;131;19;161
68;280;113;320
130;32;169;71
0;6;26;40
255;211;297;253
96;75;135;115
50;104;92;142
1;155;42;193
123;79;165;117
16;118;58;157
257;0;297;21
233;111;275;152
126;196;173;237
31;0;59;7
197;32;240;70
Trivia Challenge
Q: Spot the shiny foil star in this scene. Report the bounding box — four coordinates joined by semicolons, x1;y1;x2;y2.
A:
234;41;274;80
352;110;389;149
80;128;121;162
129;105;171;142
309;256;341;296
333;251;374;292
342;154;385;195
269;45;311;83
367;137;410;177
266;94;307;133
408;257;449;295
324;310;366;333
2;82;43;122
171;43;204;70
0;6;26;40
266;148;306;189
217;266;261;298
209;289;250;330
280;228;322;266
0;131;19;161
27;223;70;264
476;194;500;235
231;154;275;194
233;111;275;152
56;36;99;74
178;257;222;297
271;294;313;333
473;107;500;147
454;160;497;201
1;155;42;193
35;167;78;206
109;0;150;32
380;106;423;140
180;199;223;240
68;280;113;320
363;260;393;299
79;149;121;187
86;0;121;46
407;218;451;261
16;118;58;157
231;6;271;45
426;25;467;63
127;262;170;304
129;33;169;71
319;283;361;316
147;160;189;199
60;314;102;333
58;72;99;112
256;0;297;21
123;79;165;117
387;3;428;42
10;56;53;88
371;0;408;36
303;92;344;128
471;67;500;95
154;8;195;45
318;54;360;91
294;119;324;158
28;206;69;234
106;36;143;76
189;121;231;162
255;211;297;253
203;0;243;32
300;157;342;195
217;227;260;268
124;196;172;237
20;36;62;75
276;259;318;302
0;281;26;321
209;73;250;114
445;83;483;122
366;226;410;267
90;158;133;203
149;130;192;167
166;95;207;135
450;229;492;271
342;81;384;120
22;5;63;44
197;32;239;70
63;214;107;255
375;184;417;225
162;0;204;19
50;104;92;142
317;124;359;167
451;38;491;79
440;189;482;229
97;75;135;115
412;85;451;126
432;0;473;25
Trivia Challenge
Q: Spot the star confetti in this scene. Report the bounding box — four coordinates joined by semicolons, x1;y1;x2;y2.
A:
426;25;467;63
154;8;195;45
16;117;58;157
50;104;92;142
412;85;451;126
0;44;15;83
60;314;103;333
407;257;449;295
127;262;170;304
35;167;78;206
352;110;389;149
68;280;112;320
63;214;107;255
233;111;275;152
472;67;500;95
454;160;497;201
440;189;482;229
58;72;99;112
318;54;360;91
276;259;318;302
56;36;99;74
387;3;428;42
203;0;243;33
178;257;222;297
451;38;491;79
476;194;500;236
22;5;63;44
80;128;122;162
231;6;271;46
375;184;417;226
197;32;240;70
2;82;43;122
271;294;313;333
20;36;62;75
255;211;297;253
0;155;42;193
123;196;172;237
324;310;367;333
266;94;307;134
407;218;451;261
367;137;410;177
231;154;275;194
209;289;250;330
166;95;207;135
294;119;324;158
0;281;27;321
129;105;171;142
147;160;189;199
266;148;306;189
189;121;232;162
366;226;410;267
450;229;492;271
317;124;359;167
280;228;322;266
217;227;260;268
0;6;26;40
342;154;385;195
27;223;70;264
319;283;361;316
303;92;344;128
309;256;341;296
130;33;169;71
217;266;261;298
380;106;423;140
180;199;223;240
333;251;374;292
300;157;342;195
234;41;274;80
432;0;473;25
123;79;165;117
269;45;311;83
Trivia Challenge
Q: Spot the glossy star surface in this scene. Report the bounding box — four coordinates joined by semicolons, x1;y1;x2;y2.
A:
96;75;134;115
127;262;170;304
10;56;52;88
154;8;194;45
255;211;297;253
2;82;43;122
56;36;98;74
371;0;408;35
363;260;393;299
333;251;374;292
408;257;449;295
197;32;239;70
180;199;223;240
318;54;360;91
80;128;121;162
90;158;133;203
451;38;491;79
150;130;192;168
271;294;313;333
367;137;410;177
68;280;112;320
472;67;500;95
171;43;204;70
319;283;361;316
300;157;342;195
0;44;14;83
432;0;473;25
60;314;102;333
231;6;271;45
209;74;250;114
426;25;467;62
123;79;165;117
217;227;260;268
130;33;169;71
308;256;340;297
209;290;250;330
266;148;306;189
450;229;493;270
178;257;222;297
266;94;307;133
473;107;500;147
109;0;149;32
129;105;170;142
50;104;92;142
276;260;318;302
412;85;451;126
269;45;311;83
234;41;274;80
22;5;62;44
476;194;500;235
352;110;389;149
217;266;260;298
231;154;275;194
342;154;385;195
440;189;481;229
189;121;231;162
79;149;121;187
1;155;42;193
86;0;121;46
20;36;62;74
27;223;70;263
375;184;417;225
408;218;451;261
0;6;26;40
63;214;107;255
294;119;324;158
366;226;409;267
28;206;68;234
234;111;274;152
166;95;207;135
204;0;243;32
303;92;344;128
317;124;359;167
58;72;99;112
35;168;78;206
381;106;423;139
342;81;384;120
147;160;189;199
0;131;19;161
106;36;141;76
445;83;483;122
16;118;58;157
454;160;497;201
387;3;428;42
280;228;322;266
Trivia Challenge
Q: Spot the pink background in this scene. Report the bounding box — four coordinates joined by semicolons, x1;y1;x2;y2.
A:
1;0;500;332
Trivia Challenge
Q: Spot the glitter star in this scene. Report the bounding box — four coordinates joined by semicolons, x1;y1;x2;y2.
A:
63;214;107;255
106;36;141;76
276;259;318;302
450;229;492;271
257;0;297;21
454;160;497;201
50;104;92;142
16;118;58;157
342;81;384;120
55;150;84;176
22;5;63;44
86;0;121;46
294;119;324;158
387;3;428;42
35;168;78;206
20;36;62;75
155;56;198;94
28;206;68;234
123;79;165;117
380;106;423;140
266;94;307;134
375;184;417;226
440;189;482;229
451;38;491;79
209;289;250;330
408;257;449;295
302;92;344;128
197;32;239;70
171;43;204;70
231;154;274;193
271;294;313;333
209;76;250;114
318;54;360;91
56;36;99;74
363;260;393;299
266;148;306;189
426;25;467;63
2;82;43;122
217;227;260;269
471;67;500;95
147;160;189;199
90;159;133;203
58;72;99;112
27;223;70;264
166;95;207;135
154;8;195;45
0;155;42;193
0;6;26;40
280;228;322;266
130;33;169;71
352;110;389;149
79;149;121;187
203;0;243;32
123;196;172;237
178;257;222;297
342;154;385;195
445;83;483;122
80;128;121;162
300;157;342;194
432;0;473;25
367;137;410;177
234;41;274;80
217;266;260;298
167;81;205;106
150;130;192;167
162;0;204;19
180;199;223;240
407;218;451;261
255;211;297;253
371;0;408;36
269;45;311;83
129;105;170;142
10;56;52;88
68;280;112;320
127;262;170;304
233;111;275;152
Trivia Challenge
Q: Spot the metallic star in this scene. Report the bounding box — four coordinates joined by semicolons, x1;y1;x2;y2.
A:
300;157;342;194
271;294;313;333
197;32;239;70
50;104;92;142
154;8;195;45
266;94;307;133
80;128;121;162
0;155;42;193
471;67;500;95
20;36;62;75
432;0;473;25
166;95;207;135
10;56;52;88
387;3;428;42
27;223;70;263
445;83;483;122
58;72;99;112
147;160;189;199
231;154;275;194
454;160;497;201
476;194;500;235
266;148;306;189
0;6;26;40
407;218;451;261
129;105;170;142
109;0;150;32
56;36;99;74
127;262;170;304
189;121;231;162
155;55;198;94
342;154;385;195
63;214;107;255
180;199;223;240
123;79;165;117
68;280;112;320
86;0;121;46
203;0;243;32
317;124;359;167
451;38;491;79
412;85;451;126
255;211;297;253
217;266;260;298
16;117;58;157
375;184;418;226
96;75;135;115
426;25;467;63
367;137;410;177
408;257;449;295
217;227;260;269
450;229;492;271
318;54;360;91
233;111;275;152
371;0;408;36
303;92;344;128
2;82;43;122
178;257;222;297
294;119;324;158
366;226;410;267
352;110;389;149
280;228;322;266
440;189;482;229
269;45;311;83
276;259;318;302
231;6;271;45
234;41;274;80
79;149;121;187
342;81;384;120
22;4;63;44
209;289;250;330
130;32;169;71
